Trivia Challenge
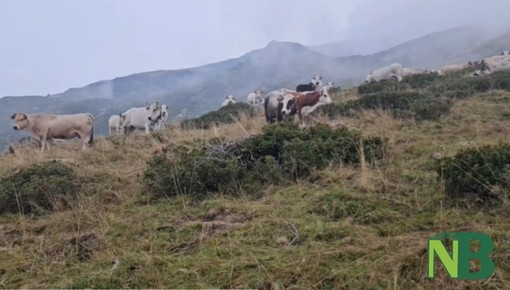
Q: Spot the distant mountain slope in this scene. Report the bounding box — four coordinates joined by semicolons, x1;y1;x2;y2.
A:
362;26;496;69
2;26;510;150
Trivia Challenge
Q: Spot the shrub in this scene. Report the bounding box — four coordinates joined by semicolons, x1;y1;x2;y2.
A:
143;146;244;200
401;71;441;89
181;103;255;129
437;144;510;203
310;91;451;121
0;160;79;215
144;123;386;199
358;79;408;96
410;97;453;121
429;75;493;99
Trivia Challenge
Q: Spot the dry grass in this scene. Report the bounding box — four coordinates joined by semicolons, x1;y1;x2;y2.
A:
0;91;509;289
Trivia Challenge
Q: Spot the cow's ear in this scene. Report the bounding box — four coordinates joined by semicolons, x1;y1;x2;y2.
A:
146;106;150;110
10;113;16;120
20;113;27;120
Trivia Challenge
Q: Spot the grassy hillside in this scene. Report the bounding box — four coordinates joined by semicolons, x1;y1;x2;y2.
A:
0;71;510;289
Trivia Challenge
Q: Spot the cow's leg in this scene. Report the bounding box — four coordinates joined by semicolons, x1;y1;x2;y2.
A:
145;122;150;134
109;126;112;136
40;136;47;152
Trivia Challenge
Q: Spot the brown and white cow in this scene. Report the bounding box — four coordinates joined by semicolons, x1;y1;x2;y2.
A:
279;86;333;126
11;112;95;152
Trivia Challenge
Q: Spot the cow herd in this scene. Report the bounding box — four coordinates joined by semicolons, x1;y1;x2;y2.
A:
222;75;335;127
9;50;510;152
364;50;510;84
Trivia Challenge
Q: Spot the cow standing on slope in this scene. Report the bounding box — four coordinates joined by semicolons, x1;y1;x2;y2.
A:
365;63;404;83
264;88;297;123
108;114;123;136
296;75;323;92
221;95;236;107
11;112;94;152
121;102;162;139
279;86;333;127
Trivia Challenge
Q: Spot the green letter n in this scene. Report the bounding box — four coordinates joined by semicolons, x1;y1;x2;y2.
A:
428;239;458;278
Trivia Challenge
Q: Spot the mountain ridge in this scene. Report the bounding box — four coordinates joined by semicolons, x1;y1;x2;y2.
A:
1;26;510;149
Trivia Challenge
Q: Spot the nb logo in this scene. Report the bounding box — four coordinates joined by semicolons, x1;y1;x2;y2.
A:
428;232;495;280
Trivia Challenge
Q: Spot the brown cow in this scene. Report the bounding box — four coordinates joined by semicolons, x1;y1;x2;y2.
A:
11;112;95;152
279;86;333;123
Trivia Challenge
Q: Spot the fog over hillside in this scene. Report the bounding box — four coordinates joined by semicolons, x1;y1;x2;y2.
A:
2;25;510;149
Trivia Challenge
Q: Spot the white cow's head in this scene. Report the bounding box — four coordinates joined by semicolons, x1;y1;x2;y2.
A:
311;75;323;87
255;91;263;104
365;73;374;84
160;104;168;117
278;93;297;116
222;95;236;107
317;87;333;105
11;112;29;130
146;102;162;122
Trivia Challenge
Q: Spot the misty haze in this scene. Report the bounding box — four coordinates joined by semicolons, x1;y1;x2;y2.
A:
1;0;510;289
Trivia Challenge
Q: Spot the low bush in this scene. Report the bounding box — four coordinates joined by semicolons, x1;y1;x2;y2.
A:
313;92;452;121
358;79;408;96
410;97;453;121
181;103;255;130
144;123;386;199
437;144;510;203
0;160;79;215
401;71;441;89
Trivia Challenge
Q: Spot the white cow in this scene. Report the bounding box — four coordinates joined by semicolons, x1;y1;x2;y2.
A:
438;61;475;76
365;63;404;83
501;51;510;56
108;114;123;136
221;95;236;107
154;104;168;131
473;55;510;76
121;102;162;138
11;112;94;152
246;90;263;107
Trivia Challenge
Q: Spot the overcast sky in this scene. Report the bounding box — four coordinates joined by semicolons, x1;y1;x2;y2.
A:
1;0;509;97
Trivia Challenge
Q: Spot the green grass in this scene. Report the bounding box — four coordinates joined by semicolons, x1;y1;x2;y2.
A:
1;75;510;289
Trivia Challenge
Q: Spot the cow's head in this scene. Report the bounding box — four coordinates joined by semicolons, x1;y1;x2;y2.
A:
318;87;333;105
254;91;263;104
311;75;323;87
11;112;28;130
146;102;162;122
365;73;373;84
278;93;297;116
222;95;236;107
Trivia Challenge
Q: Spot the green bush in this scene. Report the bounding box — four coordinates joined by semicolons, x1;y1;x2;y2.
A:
181;103;255;130
437;144;510;203
305;91;452;121
358;79;408;96
359;70;510;100
0;160;79;215
401;71;441;89
143;145;244;200
144;123;386;199
410;97;453;121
